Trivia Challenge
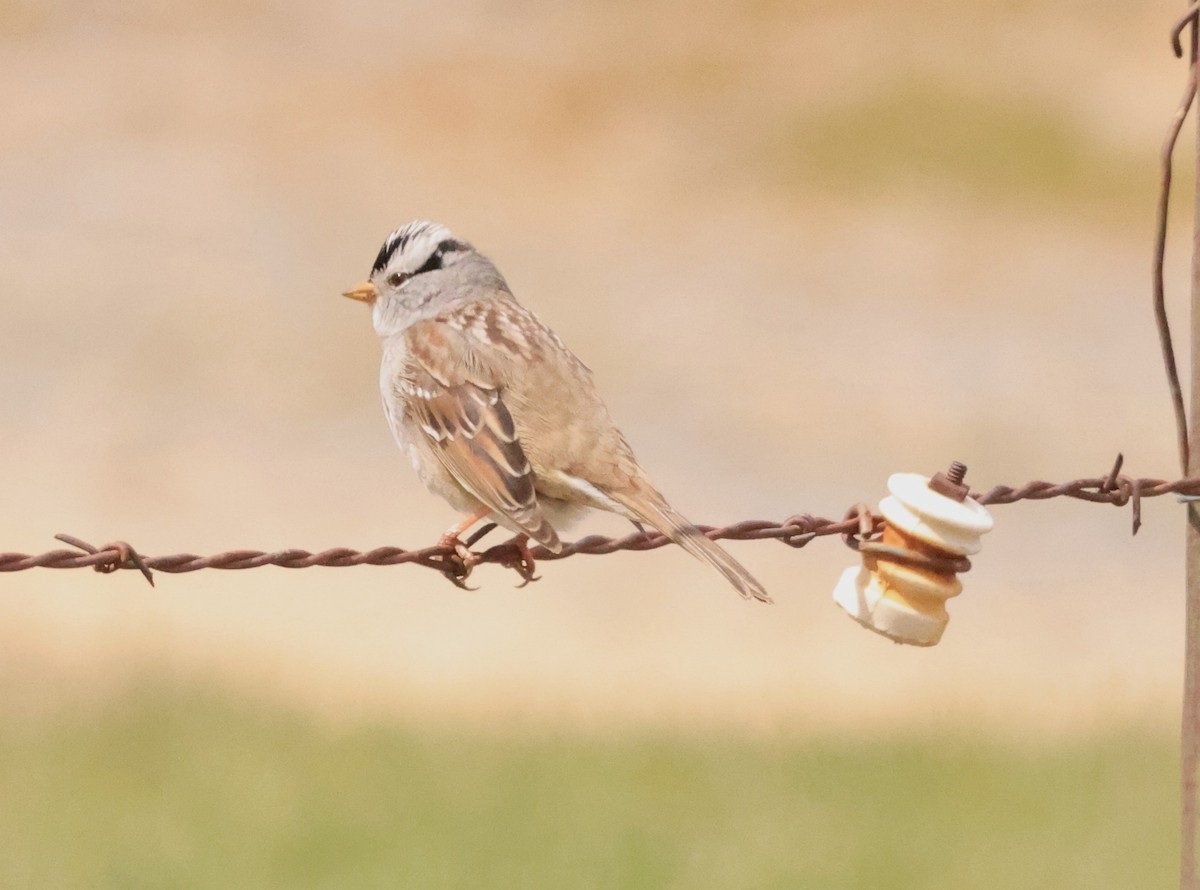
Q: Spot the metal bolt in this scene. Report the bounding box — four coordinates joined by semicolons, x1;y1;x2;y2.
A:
929;461;969;501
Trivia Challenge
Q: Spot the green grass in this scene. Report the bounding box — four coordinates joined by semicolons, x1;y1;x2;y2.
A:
0;683;1177;889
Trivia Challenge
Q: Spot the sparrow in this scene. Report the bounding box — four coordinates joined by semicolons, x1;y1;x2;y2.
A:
342;221;770;603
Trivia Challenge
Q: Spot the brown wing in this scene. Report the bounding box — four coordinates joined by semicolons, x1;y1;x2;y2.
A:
402;320;561;551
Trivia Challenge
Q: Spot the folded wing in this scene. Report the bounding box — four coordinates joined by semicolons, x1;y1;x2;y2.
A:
401;318;561;551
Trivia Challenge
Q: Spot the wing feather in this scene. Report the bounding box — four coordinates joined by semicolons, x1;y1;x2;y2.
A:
401;319;560;551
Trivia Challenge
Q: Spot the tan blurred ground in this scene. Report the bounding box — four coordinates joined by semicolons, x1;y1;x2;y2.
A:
0;0;1190;736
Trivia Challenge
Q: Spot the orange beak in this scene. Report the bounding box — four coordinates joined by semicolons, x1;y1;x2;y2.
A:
341;280;377;303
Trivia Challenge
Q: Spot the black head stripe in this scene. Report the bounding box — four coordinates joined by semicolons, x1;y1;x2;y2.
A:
411;239;467;276
412;249;443;277
371;230;466;276
372;232;404;274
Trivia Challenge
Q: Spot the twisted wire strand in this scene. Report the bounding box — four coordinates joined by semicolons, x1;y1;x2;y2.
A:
1;466;1193;585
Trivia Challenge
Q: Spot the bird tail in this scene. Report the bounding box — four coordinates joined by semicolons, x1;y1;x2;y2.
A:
607;484;772;604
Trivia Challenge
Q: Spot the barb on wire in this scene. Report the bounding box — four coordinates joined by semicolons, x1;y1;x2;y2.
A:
1172;1;1200;58
1154;1;1200;474
55;534;155;586
1;463;1194;587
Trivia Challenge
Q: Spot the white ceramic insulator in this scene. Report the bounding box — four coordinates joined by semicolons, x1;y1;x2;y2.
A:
878;472;993;555
833;566;948;647
831;471;994;647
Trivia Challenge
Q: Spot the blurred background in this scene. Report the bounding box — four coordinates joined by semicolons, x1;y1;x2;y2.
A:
0;0;1191;885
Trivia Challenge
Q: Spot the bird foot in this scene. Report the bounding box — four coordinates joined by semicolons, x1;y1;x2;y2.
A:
481;535;541;588
435;533;480;590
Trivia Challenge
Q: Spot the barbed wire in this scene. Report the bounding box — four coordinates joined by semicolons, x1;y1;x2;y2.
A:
3;11;1198;595
1;456;1193;587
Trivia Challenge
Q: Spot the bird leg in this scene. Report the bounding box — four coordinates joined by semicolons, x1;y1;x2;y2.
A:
481;534;541;588
439;507;493;547
436;507;492;588
464;522;500;548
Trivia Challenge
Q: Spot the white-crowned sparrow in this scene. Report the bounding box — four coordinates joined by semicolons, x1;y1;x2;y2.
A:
342;221;770;603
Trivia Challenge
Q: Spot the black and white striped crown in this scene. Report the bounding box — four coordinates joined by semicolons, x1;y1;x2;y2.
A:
371;220;454;274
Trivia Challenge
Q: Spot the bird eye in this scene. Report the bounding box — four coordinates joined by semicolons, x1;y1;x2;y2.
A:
387;272;408;288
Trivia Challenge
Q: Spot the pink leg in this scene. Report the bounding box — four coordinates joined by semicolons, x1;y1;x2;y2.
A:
439;507;492;547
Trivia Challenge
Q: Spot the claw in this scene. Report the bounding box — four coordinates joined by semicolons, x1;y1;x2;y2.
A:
482;535;541;588
443;570;479;591
435;534;480;590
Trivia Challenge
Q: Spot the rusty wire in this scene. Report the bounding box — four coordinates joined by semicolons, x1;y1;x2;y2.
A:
0;457;1192;587
1162;10;1200;888
5;7;1200;593
1155;1;1200;475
